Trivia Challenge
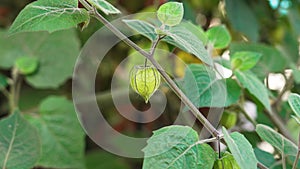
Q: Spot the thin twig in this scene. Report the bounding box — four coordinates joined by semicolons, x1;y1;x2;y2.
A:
238;103;258;126
292;132;300;169
79;0;221;137
264;109;294;141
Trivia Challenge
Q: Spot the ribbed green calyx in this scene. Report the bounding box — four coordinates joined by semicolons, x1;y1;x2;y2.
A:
130;65;161;103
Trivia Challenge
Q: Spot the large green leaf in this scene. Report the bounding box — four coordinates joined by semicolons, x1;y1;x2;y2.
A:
85;151;131;169
234;71;271;111
0;29;80;89
26;96;85;168
163;26;212;65
230;43;287;79
222;127;258;169
180;21;208;45
288;93;300;118
183;64;241;108
230;51;261;71
87;0;121;15
9;0;89;34
256;124;298;156
0;111;40;169
142;125;216;169
123;19;156;41
206;25;231;49
157;2;184;27
225;0;259;41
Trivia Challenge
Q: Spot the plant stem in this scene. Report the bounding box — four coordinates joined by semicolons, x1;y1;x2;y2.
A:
80;0;221;137
292;132;300;169
264;109;293;141
9;68;20;113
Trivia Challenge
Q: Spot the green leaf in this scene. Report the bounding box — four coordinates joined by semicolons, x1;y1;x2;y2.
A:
206;25;231;49
231;51;262;71
183;64;241;108
0;74;8;89
0;111;40;169
288;7;300;36
157;2;184;26
256;124;298;156
163;26;212;65
123;19;156;41
234;71;271;111
15;57;39;75
9;0;89;34
254;148;275;168
230;43;287;79
222;127;258;169
291;115;300;125
0;29;80;89
213;152;240;169
85;151;131;169
225;0;259;41
288;93;300;118
87;0;121;15
26;96;85;168
180;21;208;44
142;125;216;169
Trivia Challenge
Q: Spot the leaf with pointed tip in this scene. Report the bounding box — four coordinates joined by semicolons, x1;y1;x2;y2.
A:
87;0;121;15
9;0;89;34
206;25;231;49
256;124;298;156
0;111;40;169
163;26;212;65
222;127;258;169
231;51;262;71
234;70;271;111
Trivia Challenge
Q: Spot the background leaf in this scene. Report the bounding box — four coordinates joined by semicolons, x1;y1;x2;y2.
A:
256;124;298;156
0;111;40;169
225;0;259;41
26;96;85;168
142;125;216;169
230;43;287;79
230;51;261;71
234;70;271;111
0;29;80;89
87;0;121;15
9;0;89;34
85;150;131;169
206;25;231;49
222;127;258;169
157;2;184;26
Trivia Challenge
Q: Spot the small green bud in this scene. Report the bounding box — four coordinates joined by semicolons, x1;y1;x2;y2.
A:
130;65;161;103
